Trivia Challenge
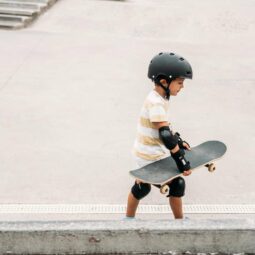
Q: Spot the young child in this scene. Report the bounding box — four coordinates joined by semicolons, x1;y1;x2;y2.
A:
126;52;193;219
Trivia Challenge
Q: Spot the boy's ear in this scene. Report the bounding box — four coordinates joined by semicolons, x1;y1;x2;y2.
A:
159;79;168;87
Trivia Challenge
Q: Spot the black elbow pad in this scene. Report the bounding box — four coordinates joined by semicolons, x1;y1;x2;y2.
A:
159;126;178;150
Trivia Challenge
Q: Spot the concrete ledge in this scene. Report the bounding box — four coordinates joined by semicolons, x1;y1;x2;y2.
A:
0;7;39;16
0;219;254;254
0;13;32;23
3;0;49;3
0;14;32;28
0;0;58;28
0;19;23;28
0;2;45;10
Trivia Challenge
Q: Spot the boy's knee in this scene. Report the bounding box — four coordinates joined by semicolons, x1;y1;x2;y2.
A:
167;177;185;197
131;181;151;200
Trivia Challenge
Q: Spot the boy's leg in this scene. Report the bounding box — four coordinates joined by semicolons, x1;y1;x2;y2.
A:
169;196;183;219
126;181;151;218
167;177;185;219
126;192;139;217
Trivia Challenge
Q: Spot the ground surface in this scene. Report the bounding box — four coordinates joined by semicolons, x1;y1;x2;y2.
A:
0;0;254;220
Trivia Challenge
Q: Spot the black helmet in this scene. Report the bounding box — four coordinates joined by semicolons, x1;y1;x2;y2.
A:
148;52;193;81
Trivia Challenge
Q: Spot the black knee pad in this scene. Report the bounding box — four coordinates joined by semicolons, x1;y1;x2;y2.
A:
131;181;151;200
167;177;185;197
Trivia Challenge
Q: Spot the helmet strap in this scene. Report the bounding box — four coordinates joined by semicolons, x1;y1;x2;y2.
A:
159;81;171;100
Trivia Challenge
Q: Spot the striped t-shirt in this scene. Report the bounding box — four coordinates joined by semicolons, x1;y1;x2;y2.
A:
132;90;171;165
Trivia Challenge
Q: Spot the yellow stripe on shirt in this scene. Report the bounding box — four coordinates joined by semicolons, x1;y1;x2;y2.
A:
140;117;158;129
133;149;166;161
137;133;163;146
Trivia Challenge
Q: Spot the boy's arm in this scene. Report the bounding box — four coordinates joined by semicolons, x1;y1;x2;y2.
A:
152;121;180;153
153;122;191;151
152;121;192;176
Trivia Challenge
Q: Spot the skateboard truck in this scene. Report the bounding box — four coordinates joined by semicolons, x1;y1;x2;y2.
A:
205;163;216;172
160;184;170;194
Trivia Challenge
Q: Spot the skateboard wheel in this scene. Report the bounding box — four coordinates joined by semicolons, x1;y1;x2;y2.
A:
160;184;169;194
207;163;216;172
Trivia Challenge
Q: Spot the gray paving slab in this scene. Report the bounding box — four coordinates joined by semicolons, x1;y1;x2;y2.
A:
0;0;254;220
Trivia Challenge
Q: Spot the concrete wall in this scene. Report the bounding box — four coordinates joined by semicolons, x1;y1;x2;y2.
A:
0;219;254;254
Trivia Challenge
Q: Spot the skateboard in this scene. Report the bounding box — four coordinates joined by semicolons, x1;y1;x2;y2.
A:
130;140;227;194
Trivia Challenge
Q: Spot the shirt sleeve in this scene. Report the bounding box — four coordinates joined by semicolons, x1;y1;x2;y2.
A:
149;104;168;122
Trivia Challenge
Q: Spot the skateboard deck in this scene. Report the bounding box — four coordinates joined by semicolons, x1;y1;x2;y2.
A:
130;140;227;193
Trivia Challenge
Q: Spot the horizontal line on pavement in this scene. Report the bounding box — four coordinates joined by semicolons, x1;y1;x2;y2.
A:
0;204;255;214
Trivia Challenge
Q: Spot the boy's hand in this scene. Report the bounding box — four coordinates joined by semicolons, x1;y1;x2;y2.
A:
183;170;192;176
182;142;191;151
175;132;191;151
135;179;143;184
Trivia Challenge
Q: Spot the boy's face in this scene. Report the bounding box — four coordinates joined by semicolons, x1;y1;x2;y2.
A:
169;78;185;96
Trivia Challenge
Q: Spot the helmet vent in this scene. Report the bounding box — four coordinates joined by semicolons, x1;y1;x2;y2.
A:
170;53;174;55
159;52;163;55
186;71;191;74
180;57;184;61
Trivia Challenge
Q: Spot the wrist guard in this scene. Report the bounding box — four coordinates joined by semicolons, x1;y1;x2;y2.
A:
171;149;191;172
175;132;190;150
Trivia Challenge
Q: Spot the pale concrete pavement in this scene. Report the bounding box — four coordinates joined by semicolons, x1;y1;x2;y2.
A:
0;0;254;220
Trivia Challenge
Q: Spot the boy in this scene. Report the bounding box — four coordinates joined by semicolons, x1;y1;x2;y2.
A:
126;52;193;219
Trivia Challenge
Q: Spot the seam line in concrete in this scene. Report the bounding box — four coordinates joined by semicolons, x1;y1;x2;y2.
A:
0;204;254;214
